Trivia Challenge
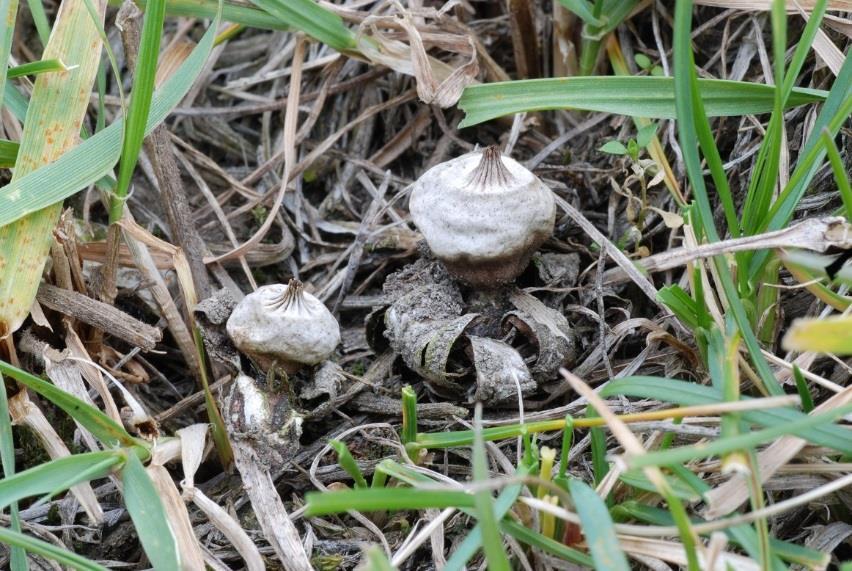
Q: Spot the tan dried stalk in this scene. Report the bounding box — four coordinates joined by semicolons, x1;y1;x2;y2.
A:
8;391;103;522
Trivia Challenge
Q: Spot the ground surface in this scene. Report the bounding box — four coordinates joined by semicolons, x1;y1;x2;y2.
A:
2;1;852;570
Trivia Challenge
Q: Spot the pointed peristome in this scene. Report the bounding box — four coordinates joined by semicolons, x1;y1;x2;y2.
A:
268;278;306;312
466;145;514;190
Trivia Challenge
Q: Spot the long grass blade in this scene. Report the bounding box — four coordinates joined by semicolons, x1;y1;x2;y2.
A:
457;77;826;127
749;54;852;278
25;0;49;45
0;0;106;335
743;0;829;234
626;402;852;469
121;453;180;569
0;451;123;509
0;8;220;229
601;376;852;454
471;404;510;571
740;0;788;235
555;0;601;25
0;526;107;571
0;373;26;569
0;360;142;448
130;0;282;30
247;0;355;52
305;489;476;515
568;479;630;570
672;0;783;395
110;0;166;222
0;0;19;113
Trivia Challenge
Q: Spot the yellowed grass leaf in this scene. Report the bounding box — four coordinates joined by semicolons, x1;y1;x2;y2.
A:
0;0;106;336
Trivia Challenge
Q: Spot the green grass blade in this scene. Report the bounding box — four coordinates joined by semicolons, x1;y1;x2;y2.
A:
361;546;396;571
619;469;701;501
740;0;787;235
568;479;629;570
129;0;283;30
0;8;220;229
792;366;815;413
501;519;593;567
587;407;609;487
0;0;19;113
457;77;826;128
7;58;68;78
621;501;826;569
247;0;355;52
471;405;510;571
121;453;180;569
413;419;566;450
0;526;107;571
330;440;368;489
0;361;142;448
110;0;166;222
749;54;852;278
744;0;828;234
444;473;529;570
598;0;638;35
305;489;475;516
680;77;739;239
657;284;707;331
577;0;605;75
627;402;852;469
780;0;827;100
0;451;123;509
4;83;28;120
95;58;107;132
401;385;417;446
25;0;49;46
672;0;782;396
577;0;639;75
821;129;852;220
0;373;26;569
556;0;601;25
601;376;852;454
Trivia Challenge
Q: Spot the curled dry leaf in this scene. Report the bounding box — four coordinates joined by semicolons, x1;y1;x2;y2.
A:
468;336;535;402
394;12;478;107
374;258;575;402
504;297;576;381
356;8;479;108
383;270;476;393
300;360;346;403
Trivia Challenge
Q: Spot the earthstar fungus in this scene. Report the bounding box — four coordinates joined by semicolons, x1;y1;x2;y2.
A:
409;145;556;286
226;279;341;372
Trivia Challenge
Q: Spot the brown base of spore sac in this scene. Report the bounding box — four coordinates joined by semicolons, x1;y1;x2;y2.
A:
437;226;552;287
248;354;304;375
441;249;537;288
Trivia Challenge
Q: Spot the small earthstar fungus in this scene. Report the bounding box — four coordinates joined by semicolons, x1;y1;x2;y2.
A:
226;279;341;373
